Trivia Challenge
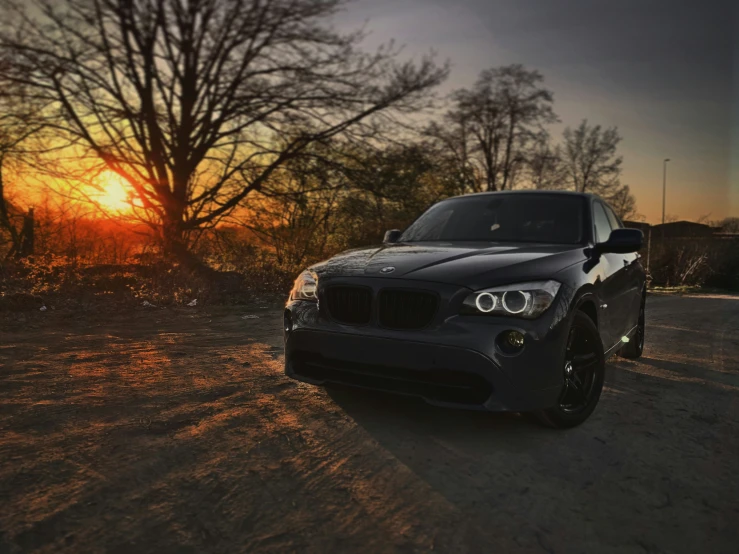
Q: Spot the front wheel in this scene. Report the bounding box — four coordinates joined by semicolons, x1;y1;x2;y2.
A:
533;311;605;428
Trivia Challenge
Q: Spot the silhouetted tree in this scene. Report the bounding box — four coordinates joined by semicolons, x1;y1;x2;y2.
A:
424;120;479;195
561;120;623;194
247;142;452;262
526;132;566;190
428;65;557;192
0;73;46;258
560;120;637;218
717;217;739;233
607;184;638;220
236;142;345;268
0;0;447;263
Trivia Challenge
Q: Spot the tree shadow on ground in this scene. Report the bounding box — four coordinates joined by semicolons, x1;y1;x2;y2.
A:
2;303;738;554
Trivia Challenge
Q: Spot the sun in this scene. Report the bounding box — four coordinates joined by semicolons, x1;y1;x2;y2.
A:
93;170;133;213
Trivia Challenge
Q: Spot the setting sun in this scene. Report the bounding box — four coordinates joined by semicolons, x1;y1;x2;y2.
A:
93;171;133;213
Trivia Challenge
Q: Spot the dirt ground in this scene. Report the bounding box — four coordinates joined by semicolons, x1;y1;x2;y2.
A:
1;294;738;554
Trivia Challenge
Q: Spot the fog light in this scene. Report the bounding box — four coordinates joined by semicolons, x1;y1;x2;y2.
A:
506;330;525;349
496;330;526;355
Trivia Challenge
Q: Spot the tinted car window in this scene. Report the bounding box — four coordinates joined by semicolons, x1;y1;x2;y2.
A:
604;205;623;230
400;194;585;245
592;202;613;243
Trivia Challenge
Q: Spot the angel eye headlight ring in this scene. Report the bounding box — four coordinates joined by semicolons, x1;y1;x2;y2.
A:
502;291;532;314
475;292;497;313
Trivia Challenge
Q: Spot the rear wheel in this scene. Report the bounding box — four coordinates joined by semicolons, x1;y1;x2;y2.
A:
620;298;645;359
534;311;605;428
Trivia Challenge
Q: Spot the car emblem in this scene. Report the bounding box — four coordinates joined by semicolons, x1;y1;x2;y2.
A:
380;266;395;274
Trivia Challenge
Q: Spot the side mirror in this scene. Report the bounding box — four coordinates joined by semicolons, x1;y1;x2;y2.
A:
383;229;402;244
596;228;643;254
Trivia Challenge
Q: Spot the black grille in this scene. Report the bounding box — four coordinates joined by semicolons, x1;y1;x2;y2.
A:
324;286;372;325
292;352;493;405
378;289;438;330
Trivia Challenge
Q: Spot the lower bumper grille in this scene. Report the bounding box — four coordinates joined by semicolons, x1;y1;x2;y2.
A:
292;351;492;405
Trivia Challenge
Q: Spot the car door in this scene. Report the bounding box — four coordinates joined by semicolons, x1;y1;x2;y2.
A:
591;200;631;351
603;203;642;332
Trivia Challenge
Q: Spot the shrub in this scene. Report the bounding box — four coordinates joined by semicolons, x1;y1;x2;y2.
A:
0;254;292;311
647;237;739;290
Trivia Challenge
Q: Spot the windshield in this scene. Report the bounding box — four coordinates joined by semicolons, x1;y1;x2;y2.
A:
400;194;585;245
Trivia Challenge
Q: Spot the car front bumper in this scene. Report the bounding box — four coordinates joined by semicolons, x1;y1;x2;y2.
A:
287;329;567;411
283;278;575;412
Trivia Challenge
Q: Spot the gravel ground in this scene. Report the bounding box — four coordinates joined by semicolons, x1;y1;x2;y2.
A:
0;294;737;553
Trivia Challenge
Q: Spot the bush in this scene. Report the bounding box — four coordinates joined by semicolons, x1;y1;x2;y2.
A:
704;240;739;290
647;237;739;290
0;253;292;311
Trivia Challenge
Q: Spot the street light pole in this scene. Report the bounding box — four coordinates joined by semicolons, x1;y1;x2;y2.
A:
662;158;671;225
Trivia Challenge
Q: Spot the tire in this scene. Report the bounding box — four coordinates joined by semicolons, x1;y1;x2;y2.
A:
620;297;645;359
533;311;606;429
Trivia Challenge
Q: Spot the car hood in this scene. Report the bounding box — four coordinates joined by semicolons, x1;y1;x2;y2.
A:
311;241;588;290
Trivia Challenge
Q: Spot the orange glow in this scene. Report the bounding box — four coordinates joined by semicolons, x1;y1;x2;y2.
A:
93;171;133;213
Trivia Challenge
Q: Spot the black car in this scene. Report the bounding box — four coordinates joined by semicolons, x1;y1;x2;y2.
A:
283;191;646;428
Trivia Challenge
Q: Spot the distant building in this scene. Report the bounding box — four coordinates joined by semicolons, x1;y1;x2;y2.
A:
615;220;731;239
650;221;715;238
623;220;651;233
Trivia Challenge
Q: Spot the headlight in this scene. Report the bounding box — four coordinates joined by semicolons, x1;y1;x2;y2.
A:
461;280;561;319
290;271;318;301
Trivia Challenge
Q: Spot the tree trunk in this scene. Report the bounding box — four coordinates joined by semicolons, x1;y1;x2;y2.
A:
19;208;34;258
0;160;24;257
501;115;516;190
161;219;206;271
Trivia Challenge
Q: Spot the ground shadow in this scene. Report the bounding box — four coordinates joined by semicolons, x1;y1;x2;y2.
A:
3;299;738;553
324;355;739;552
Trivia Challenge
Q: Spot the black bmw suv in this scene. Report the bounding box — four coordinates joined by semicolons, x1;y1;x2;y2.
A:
283;191;646;428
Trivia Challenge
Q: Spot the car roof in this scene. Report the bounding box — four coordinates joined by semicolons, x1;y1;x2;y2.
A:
444;190;598;201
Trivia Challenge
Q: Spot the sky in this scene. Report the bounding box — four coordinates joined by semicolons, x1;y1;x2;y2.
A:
335;0;738;223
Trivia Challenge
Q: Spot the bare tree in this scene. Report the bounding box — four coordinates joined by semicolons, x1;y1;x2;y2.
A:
0;72;46;258
526;132;566;190
718;217;739;233
238;144;345;268
561;120;623;194
560;120;638;219
607;184;639;221
428;65;556;192
424;119;479;195
0;0;446;263
245;141;451;262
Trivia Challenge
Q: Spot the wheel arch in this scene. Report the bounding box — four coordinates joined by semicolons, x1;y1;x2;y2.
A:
577;299;599;328
569;285;600;329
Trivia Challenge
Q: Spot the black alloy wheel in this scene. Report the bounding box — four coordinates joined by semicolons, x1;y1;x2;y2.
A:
559;319;601;413
534;311;605;428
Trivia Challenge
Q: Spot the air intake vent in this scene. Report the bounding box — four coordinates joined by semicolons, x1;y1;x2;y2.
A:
378;289;438;330
324;286;372;325
292;351;493;405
